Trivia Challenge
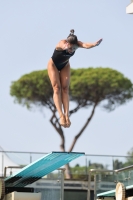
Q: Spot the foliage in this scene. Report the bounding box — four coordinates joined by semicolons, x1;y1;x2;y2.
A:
69;162;108;180
113;159;124;170
10;67;133;112
70;165;88;180
10;70;52;108
70;67;133;111
123;147;133;167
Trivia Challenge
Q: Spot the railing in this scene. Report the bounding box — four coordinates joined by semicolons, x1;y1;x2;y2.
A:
88;165;133;200
4;166;22;178
1;150;133;177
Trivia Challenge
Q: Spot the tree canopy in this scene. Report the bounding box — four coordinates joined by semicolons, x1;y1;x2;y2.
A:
11;67;133;111
70;67;133;110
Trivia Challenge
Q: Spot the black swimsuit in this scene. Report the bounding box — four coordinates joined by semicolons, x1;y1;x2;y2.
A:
51;49;75;71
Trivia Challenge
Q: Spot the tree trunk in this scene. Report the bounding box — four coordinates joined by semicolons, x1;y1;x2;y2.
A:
65;163;72;179
68;102;97;152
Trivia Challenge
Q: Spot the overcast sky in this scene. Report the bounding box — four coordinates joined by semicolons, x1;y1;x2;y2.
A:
0;1;133;162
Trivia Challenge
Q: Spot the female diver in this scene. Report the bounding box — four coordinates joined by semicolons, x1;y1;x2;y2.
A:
47;29;102;128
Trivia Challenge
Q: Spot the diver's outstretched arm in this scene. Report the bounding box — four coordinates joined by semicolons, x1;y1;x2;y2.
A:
78;38;103;49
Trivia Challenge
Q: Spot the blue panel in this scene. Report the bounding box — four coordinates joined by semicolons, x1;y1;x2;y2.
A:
5;152;84;187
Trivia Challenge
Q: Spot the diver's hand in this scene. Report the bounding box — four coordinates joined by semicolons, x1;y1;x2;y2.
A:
95;38;103;46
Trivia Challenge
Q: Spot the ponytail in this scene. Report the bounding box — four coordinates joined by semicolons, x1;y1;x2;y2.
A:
67;29;78;45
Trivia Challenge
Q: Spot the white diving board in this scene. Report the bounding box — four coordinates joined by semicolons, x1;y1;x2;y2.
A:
5;151;85;188
126;2;133;14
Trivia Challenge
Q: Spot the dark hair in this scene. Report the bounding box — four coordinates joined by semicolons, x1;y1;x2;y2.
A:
67;29;78;45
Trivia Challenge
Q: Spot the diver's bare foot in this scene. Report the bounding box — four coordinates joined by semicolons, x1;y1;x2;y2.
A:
65;116;71;128
60;115;66;128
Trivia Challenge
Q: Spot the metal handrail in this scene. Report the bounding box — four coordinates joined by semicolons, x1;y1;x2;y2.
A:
89;164;133;174
89;169;114;173
115;165;133;173
4;166;23;178
1;150;133;158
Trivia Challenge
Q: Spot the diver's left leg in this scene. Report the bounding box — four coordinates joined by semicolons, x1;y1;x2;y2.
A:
60;62;71;127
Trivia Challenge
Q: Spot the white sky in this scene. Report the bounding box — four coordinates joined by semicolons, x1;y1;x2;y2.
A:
0;0;133;158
